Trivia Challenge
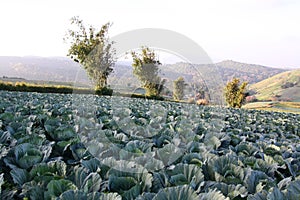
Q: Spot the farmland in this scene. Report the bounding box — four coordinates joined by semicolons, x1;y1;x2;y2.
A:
243;102;300;115
0;91;300;199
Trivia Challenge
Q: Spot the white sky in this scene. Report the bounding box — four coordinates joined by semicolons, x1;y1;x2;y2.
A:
1;0;300;68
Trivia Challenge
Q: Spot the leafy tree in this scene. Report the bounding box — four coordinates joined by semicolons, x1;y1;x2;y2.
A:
131;47;164;96
65;16;115;92
191;82;211;101
173;77;185;101
224;78;248;108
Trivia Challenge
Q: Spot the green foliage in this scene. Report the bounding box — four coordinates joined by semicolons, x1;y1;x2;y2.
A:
0;173;3;196
173;77;185;101
10;168;30;186
198;189;229;200
0;81;116;96
0;81;73;93
72;167;102;193
203;182;248;199
95;87;113;96
4;143;43;169
65;16;115;90
224;78;248;108
44;179;77;199
152;185;199;200
131;47;164;96
0;80;96;95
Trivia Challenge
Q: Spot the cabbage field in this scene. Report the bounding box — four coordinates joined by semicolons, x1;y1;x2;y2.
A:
0;90;300;200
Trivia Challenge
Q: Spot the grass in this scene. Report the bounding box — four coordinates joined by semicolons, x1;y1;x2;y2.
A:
243;101;300;114
0;80;166;100
0;77;90;88
0;80;94;94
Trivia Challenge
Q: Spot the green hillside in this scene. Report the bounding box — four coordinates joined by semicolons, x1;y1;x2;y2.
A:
249;69;300;101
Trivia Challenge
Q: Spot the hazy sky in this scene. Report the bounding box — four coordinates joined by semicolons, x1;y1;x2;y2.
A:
1;0;300;68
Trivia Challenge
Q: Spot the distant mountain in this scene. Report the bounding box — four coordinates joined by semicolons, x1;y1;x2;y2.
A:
0;56;291;102
250;69;300;102
212;60;286;84
1;56;299;104
0;56;132;86
0;56;287;83
0;56;84;83
160;60;286;84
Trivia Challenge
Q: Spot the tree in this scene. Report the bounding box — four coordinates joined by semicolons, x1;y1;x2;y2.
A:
173;77;185;101
65;16;115;92
224;78;248;108
131;47;165;96
191;82;210;101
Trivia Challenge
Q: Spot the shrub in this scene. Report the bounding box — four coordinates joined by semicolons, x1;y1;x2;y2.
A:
15;82;27;87
246;95;257;103
95;87;113;96
187;98;196;104
173;77;185;101
196;99;209;105
224;78;248;108
281;82;295;89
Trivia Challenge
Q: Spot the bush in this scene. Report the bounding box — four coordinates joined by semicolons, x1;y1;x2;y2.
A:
281;82;296;89
0;81;13;91
196;99;209;105
173;77;185;101
224;78;248;108
246;95;257;103
0;81;90;95
187;97;196;104
15;81;27;87
95;87;113;96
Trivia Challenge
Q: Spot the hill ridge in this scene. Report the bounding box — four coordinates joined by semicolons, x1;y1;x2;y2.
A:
0;56;287;86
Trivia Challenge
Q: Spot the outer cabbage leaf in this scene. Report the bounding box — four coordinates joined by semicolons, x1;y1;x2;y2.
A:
10;167;31;186
30;160;67;179
286;180;300;199
247;190;268;200
82;158;101;173
166;163;204;191
58;190;87;200
156;144;184;166
267;187;285;200
0;173;3;195
198;188;229;200
152;185;199;200
244;169;273;194
97;192;122;200
4;143;43;169
203;155;244;184
136;192;156;200
204;181;248;199
44;179;77;200
73;166;102;193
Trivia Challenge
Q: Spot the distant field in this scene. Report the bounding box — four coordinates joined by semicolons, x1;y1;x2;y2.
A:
0;79;94;95
243;101;300;114
0;77;90;88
